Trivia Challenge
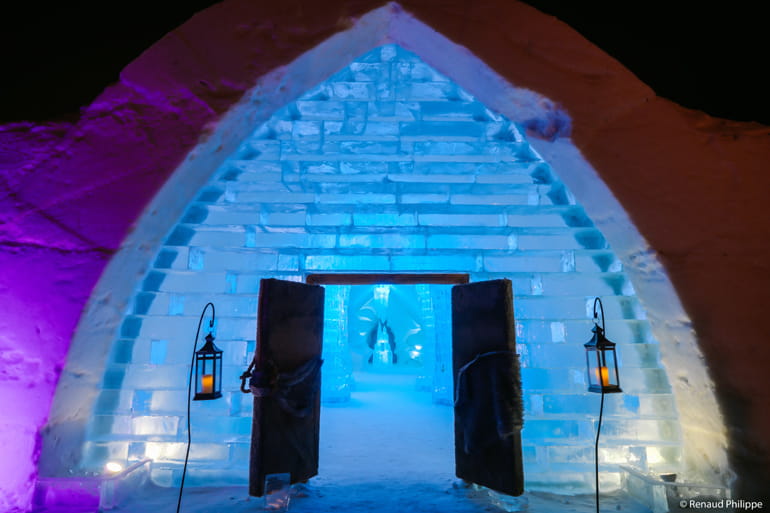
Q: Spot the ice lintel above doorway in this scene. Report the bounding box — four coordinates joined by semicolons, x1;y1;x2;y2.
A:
306;273;470;285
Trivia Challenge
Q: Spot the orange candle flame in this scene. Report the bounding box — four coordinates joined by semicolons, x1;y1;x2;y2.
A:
595;366;610;386
201;374;214;394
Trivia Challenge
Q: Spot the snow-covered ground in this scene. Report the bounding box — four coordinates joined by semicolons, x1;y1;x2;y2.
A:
116;371;650;512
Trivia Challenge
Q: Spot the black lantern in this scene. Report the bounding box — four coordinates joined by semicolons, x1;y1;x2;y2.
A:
194;331;223;400
584;297;622;394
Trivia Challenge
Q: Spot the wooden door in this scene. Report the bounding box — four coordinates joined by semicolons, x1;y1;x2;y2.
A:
248;278;325;496
452;279;524;496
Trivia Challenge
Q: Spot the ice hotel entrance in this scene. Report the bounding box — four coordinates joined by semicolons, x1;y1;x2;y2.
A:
40;34;702;502
248;275;523;496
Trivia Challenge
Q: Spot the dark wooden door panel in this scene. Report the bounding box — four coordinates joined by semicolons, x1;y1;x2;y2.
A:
452;279;524;496
249;278;325;497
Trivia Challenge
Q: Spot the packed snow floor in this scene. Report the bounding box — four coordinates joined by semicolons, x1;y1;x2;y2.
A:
118;371;651;513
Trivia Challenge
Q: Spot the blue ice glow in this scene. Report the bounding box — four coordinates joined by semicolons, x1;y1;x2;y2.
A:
321;284;445;403
78;44;682;493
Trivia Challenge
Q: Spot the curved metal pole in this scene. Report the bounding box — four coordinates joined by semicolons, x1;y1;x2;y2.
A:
177;302;215;513
595;387;605;513
593;297;605;332
592;296;605;513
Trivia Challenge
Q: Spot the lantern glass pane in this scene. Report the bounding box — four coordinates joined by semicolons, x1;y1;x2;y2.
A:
586;348;601;387
603;349;618;387
194;357;201;395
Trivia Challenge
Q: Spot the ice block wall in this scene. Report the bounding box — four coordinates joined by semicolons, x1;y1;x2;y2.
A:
73;45;681;492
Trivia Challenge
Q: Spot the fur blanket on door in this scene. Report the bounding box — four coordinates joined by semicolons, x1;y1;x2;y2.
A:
454;350;524;455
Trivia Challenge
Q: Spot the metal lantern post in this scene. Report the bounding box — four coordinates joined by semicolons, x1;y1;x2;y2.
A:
584;297;622;513
178;302;223;513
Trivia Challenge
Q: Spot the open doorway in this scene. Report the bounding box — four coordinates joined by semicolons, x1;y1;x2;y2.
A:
250;276;523;498
316;280;458;485
312;274;468;484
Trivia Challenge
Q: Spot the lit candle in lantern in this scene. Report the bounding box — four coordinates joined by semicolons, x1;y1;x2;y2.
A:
595;366;610;386
201;374;214;394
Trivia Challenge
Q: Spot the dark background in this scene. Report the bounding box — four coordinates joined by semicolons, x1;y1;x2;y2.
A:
1;1;768;125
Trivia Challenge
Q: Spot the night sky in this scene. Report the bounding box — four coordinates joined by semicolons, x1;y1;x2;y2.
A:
1;1;767;125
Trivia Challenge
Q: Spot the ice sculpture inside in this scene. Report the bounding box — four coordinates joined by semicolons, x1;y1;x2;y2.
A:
37;44;687;495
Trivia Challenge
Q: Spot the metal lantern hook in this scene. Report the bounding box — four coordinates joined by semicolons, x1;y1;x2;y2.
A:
593;297;605;333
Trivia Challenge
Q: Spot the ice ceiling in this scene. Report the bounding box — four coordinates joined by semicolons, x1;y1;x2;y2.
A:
41;45;684;494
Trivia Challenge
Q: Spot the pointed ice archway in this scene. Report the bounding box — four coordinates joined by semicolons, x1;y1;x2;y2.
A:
42;2;729;492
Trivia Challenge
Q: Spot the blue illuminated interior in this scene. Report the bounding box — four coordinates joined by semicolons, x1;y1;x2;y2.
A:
321;284;454;404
